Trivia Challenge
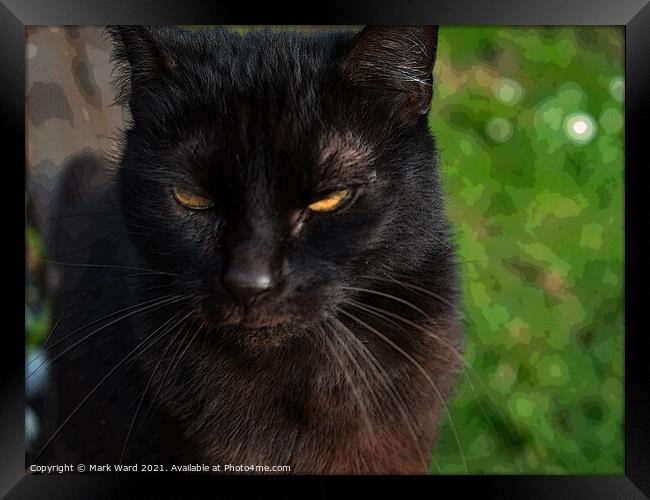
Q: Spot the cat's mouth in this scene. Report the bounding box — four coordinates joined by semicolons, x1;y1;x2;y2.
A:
197;296;321;330
239;310;293;329
201;302;298;330
199;286;332;332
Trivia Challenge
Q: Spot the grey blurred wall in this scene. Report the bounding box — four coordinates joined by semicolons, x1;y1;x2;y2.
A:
26;25;126;238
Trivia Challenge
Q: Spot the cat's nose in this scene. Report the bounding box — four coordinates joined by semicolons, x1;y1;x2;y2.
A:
222;265;281;307
221;221;286;307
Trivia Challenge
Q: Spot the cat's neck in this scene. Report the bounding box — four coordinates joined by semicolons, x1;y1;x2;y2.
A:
131;306;459;472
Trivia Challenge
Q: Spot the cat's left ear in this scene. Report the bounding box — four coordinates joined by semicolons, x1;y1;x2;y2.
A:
341;26;438;118
105;25;180;111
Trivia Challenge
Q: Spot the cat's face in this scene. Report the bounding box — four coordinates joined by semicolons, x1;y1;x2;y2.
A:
111;26;444;334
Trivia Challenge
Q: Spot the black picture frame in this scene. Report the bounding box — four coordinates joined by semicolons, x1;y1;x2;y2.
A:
5;0;648;497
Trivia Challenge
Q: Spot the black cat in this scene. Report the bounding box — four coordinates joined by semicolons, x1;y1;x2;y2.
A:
33;25;464;474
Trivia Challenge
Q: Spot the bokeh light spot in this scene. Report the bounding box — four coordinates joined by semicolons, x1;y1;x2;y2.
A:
608;76;624;103
564;113;597;144
486;117;514;143
492;78;524;106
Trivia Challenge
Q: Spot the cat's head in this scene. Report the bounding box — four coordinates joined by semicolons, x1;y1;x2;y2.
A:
108;25;450;337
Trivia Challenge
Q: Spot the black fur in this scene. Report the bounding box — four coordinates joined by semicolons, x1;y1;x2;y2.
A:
35;25;463;474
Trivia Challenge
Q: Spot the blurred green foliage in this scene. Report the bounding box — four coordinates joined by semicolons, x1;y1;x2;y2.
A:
429;26;624;473
25;225;51;352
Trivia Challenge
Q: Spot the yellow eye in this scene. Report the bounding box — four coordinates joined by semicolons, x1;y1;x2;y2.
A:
308;189;352;213
172;187;214;210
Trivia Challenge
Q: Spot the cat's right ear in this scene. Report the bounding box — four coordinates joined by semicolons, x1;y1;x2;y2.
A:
341;26;438;121
105;25;179;114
